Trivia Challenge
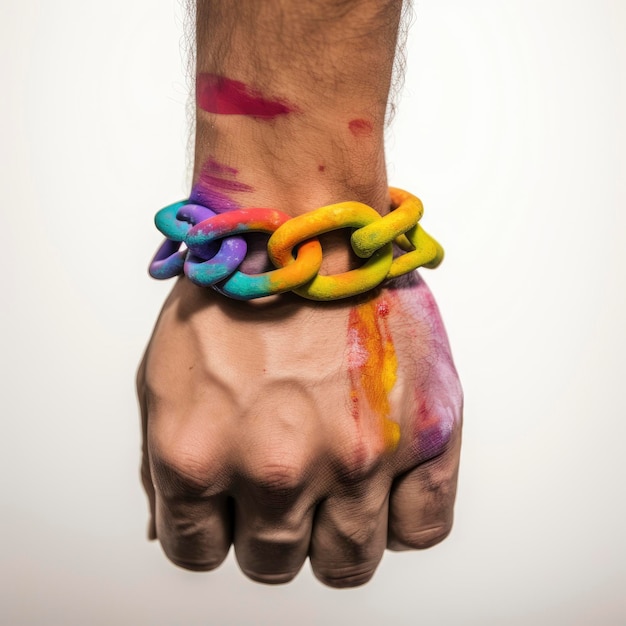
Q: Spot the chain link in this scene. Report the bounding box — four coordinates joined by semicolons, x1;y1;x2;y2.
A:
148;188;443;300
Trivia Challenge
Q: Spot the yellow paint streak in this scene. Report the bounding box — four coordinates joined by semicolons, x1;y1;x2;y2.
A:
349;300;400;449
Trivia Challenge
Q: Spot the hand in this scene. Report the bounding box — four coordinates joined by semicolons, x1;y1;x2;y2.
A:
137;272;462;587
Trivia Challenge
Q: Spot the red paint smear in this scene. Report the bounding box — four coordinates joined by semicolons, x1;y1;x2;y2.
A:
348;118;373;137
205;158;238;176
348;390;368;472
412;393;450;461
350;392;360;422
416;402;439;431
198;174;253;193
376;300;390;318
197;73;297;118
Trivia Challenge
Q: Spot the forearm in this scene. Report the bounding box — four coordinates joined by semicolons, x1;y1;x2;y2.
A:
140;2;462;586
192;0;404;217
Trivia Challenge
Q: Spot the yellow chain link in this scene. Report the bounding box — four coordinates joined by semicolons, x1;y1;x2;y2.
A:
267;189;443;300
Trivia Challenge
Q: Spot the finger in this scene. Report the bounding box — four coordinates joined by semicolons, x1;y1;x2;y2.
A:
387;427;461;551
148;411;233;572
230;383;327;584
233;490;314;584
136;359;156;540
232;440;319;584
309;478;390;588
155;491;232;571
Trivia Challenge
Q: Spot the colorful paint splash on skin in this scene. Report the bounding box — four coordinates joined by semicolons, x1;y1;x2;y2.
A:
189;158;253;214
185;158;326;292
347;298;400;449
198;175;253;193
204;158;239;176
196;74;297;118
394;282;459;460
348;118;373;137
412;399;452;459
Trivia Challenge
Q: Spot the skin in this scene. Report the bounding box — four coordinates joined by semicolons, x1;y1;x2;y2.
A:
137;0;463;587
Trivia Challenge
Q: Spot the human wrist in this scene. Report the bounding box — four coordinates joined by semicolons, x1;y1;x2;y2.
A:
147;0;447;297
191;0;404;217
191;116;389;218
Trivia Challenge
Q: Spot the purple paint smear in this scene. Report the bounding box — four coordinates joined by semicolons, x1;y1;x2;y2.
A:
189;158;253;214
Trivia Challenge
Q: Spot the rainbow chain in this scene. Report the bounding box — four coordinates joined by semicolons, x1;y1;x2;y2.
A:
149;188;443;301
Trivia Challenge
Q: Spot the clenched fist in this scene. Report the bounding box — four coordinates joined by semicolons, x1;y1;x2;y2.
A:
137;272;462;587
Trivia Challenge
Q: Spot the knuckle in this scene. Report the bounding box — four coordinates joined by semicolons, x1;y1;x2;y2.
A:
394;523;453;550
313;563;377;588
240;526;307;561
412;398;461;461
248;526;307;551
150;435;224;497
246;449;309;497
418;455;461;504
333;436;386;486
335;517;379;552
255;463;304;492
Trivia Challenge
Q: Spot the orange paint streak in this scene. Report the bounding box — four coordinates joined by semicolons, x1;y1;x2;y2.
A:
348;299;400;449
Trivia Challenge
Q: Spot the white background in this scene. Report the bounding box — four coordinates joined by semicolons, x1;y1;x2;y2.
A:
1;1;625;624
